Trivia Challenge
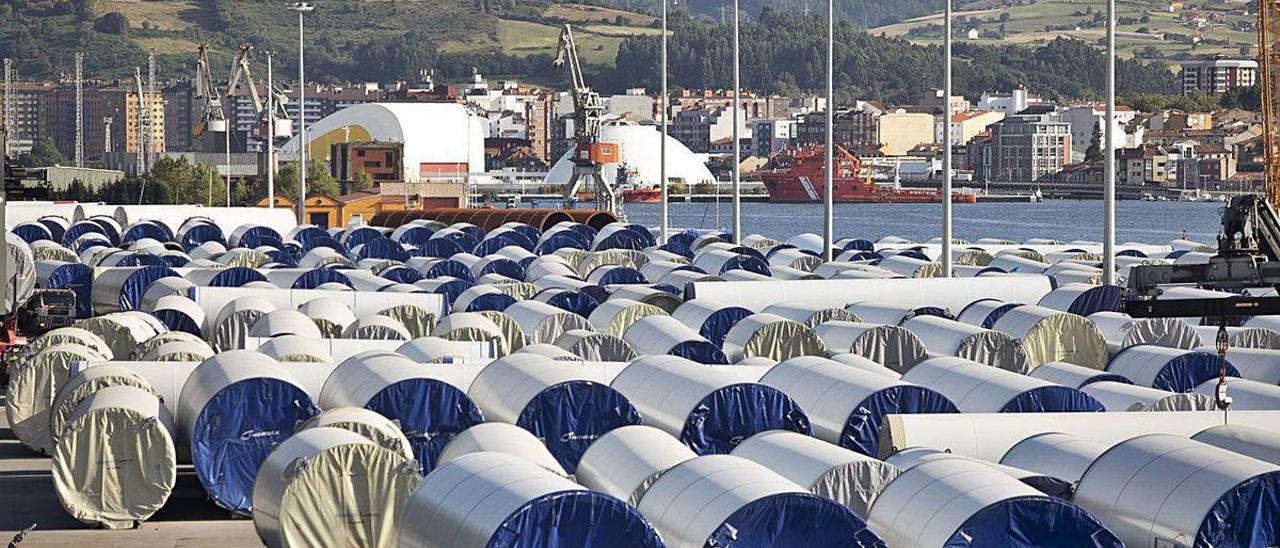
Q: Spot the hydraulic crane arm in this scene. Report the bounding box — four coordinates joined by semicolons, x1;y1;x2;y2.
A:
193;44;226;136
555;25;589;96
227;44;263;114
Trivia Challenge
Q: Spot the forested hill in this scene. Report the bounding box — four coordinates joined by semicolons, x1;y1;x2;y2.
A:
605;7;1178;104
1;0;1178;103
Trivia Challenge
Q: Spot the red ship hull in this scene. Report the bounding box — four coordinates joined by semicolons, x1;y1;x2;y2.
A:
760;173;977;203
622;188;663;203
759;145;976;204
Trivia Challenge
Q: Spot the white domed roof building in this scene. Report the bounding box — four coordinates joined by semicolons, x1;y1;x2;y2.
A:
545;123;714;189
279;103;486;183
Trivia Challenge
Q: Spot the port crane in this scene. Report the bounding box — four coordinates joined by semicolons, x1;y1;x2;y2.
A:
554;24;623;216
192;44;227;147
225;44;293;141
1122;0;1280;411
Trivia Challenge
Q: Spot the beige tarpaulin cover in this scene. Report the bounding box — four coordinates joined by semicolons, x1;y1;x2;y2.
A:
252;427;420;548
31;241;78;263
299;407;414;461
50;365;156;443
725;314;826;362
731;431;900;519
588;299;666;338
18;326;113;361
994;305;1109;370
762;304;860;329
141;340;216;362
216;248;271;268
432;313;511;357
343;315;412;341
52;385;176;529
551;248;590;275
813;321;929;373
259;335;334;363
376;304;436;339
6;343;107;454
131;331;210;360
555;329;639;362
76;313;162;359
575;249;647;274
4;232;35;316
476;310;528;352
1088;312;1202;355
1080;381;1216;412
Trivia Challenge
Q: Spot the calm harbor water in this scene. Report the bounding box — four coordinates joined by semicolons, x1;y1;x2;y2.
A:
621;200;1224;244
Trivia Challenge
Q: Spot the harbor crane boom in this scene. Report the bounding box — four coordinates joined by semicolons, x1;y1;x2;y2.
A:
225;44;293;140
192;44;226;137
554;24;622;216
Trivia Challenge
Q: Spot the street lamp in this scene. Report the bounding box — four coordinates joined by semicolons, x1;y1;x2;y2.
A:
288;1;314;224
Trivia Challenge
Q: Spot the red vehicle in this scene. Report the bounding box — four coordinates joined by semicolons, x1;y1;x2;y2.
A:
758;145;977;204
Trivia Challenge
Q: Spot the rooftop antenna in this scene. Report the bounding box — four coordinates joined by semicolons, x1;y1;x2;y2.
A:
75;52;83;168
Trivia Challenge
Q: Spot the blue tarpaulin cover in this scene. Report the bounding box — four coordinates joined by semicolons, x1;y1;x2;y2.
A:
207;266;267;287
982;303;1025;329
658;240;693;258
594;230;649;251
301;236;344;253
62;221;109;247
487;490;664;548
121;222;173;245
116;253;166;267
474;232;535;255
1021;476;1076;500
86;218;121;244
841;385;959;457
944;496;1122;547
464;293;517;313
234;226;283;249
291;268;353;289
696;306;753;347
504;223;541;244
1196;470;1280;547
117;266;179;311
426;260;476;283
477;258;526;281
178;223;225;251
537;289;598;318
1146;351;1240;393
154;308;201;335
290;226;328;247
340;226;383;250
1065;285;1123;317
842;239;875;252
12;223;51;243
719;255;772;276
430;279;473;313
37;218;67;242
669;340;729;365
355;238;410;262
515;381;643;474
999;386;1107;413
712;492;886;548
365;379;484;474
393;225;435;246
536;232;590;254
594;266;646;286
381;266;423;284
680;384;812;455
44;262;93;317
432;230;479;253
189;378;319;514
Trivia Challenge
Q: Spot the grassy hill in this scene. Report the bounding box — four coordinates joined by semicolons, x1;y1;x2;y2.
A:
872;0;1255;64
0;0;661;86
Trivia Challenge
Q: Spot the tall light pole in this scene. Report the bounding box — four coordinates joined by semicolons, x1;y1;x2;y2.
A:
267;51;276;209
823;0;834;261
1103;0;1117;285
731;0;741;243
942;0;954;277
289;1;314;224
659;0;669;244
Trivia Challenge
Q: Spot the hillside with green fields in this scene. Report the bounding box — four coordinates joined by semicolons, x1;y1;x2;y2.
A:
872;0;1256;64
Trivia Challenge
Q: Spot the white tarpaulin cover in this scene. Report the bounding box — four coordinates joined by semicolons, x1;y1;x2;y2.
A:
52;385;177;529
131;331;209;360
505;300;591;345
298;298;357;337
257;335;334;363
902;315;1030;373
1082;380;1215;411
1191;424;1280;465
1087;311;1202;354
49;365;156;444
588;298;667;338
342;315;412;340
688;275;1053;312
574;425;697;506
211;297;278;351
252;426;419;548
76;312;162;359
435;422;568;477
19;326;112;361
4;232;35;315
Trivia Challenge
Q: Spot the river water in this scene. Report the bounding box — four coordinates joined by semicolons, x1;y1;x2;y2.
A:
621;200;1224;244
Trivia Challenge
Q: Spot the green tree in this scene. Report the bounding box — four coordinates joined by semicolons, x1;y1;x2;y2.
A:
1084;122;1103;163
274;159;339;202
20;137;66;168
350;171;374;193
93;12;129;34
